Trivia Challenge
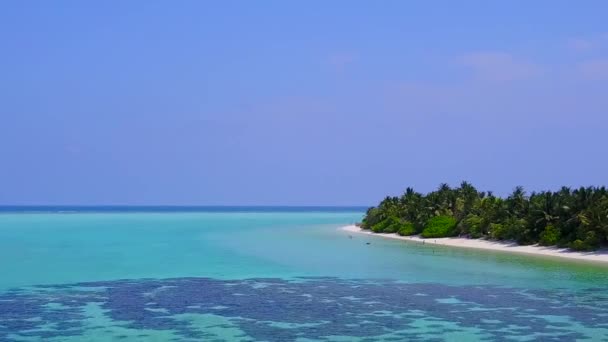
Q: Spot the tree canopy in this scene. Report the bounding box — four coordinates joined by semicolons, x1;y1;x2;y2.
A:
360;182;608;251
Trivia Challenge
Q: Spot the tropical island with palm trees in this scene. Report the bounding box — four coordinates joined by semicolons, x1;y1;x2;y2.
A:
351;182;608;261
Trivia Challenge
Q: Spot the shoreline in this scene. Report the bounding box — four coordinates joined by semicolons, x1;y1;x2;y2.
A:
342;225;608;264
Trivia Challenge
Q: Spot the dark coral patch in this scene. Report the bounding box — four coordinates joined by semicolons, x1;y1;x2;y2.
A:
0;278;607;341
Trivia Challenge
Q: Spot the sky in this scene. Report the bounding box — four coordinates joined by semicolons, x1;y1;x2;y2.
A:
1;1;607;206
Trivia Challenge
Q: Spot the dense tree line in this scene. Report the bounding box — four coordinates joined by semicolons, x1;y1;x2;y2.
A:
360;182;608;251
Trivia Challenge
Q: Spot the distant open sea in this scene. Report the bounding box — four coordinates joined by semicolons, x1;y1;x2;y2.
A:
1;206;607;341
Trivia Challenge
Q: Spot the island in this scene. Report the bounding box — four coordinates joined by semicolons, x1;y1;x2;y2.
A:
353;182;608;259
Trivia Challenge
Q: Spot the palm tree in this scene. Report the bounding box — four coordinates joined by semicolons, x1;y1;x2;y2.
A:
527;191;560;240
456;181;479;220
506;186;527;218
399;187;424;226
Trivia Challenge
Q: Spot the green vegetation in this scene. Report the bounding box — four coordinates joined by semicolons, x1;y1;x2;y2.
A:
397;222;417;236
539;225;560;246
421;216;456;238
360;182;608;251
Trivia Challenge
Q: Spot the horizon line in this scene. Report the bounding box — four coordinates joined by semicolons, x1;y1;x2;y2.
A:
0;204;370;207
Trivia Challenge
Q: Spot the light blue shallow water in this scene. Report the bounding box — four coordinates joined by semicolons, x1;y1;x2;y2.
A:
1;209;608;341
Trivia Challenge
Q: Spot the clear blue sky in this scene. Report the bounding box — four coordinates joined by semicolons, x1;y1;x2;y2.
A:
1;1;607;206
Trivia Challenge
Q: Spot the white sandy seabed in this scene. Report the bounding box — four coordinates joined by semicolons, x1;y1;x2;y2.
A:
342;225;608;264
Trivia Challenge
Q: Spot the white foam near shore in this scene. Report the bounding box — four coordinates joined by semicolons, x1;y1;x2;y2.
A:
342;225;608;264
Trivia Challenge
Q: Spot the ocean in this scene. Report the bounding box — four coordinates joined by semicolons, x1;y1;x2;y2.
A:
1;207;607;341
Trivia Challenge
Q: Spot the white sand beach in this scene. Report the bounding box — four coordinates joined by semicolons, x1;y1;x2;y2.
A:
342;225;608;264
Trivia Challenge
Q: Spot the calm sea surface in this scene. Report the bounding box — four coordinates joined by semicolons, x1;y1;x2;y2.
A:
1;207;607;341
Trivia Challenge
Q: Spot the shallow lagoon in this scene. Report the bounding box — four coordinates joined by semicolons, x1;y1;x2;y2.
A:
1;209;608;341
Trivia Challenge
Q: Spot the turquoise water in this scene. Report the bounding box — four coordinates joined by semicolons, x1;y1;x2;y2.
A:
1;209;608;341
